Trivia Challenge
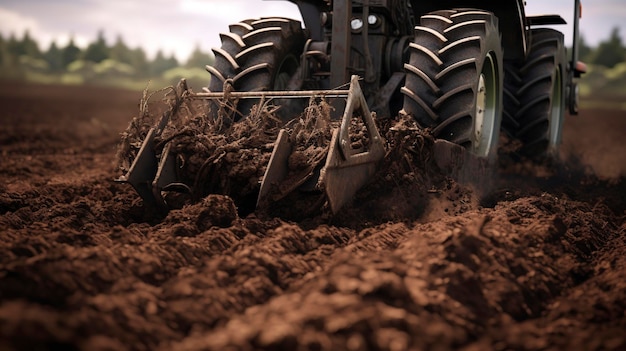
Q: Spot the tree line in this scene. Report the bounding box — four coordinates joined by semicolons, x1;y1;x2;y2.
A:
0;30;215;87
0;27;623;86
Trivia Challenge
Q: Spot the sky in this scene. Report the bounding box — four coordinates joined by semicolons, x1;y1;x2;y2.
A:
0;0;624;61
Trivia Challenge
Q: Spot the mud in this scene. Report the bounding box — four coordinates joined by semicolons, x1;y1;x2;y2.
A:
0;82;625;351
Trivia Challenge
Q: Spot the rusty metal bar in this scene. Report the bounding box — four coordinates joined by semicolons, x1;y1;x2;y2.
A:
329;0;351;119
330;0;351;89
190;90;350;99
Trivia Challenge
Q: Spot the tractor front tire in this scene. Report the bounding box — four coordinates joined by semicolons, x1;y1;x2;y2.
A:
401;9;504;162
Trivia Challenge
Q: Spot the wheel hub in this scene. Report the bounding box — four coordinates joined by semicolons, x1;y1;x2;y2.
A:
472;52;498;158
548;66;563;155
474;74;486;147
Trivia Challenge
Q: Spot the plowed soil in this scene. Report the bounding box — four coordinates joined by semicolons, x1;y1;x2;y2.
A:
1;82;625;351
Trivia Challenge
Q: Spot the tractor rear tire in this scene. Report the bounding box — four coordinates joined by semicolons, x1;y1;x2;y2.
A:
401;9;504;161
207;18;306;121
503;29;567;159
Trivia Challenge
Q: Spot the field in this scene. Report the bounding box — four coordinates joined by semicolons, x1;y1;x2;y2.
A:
0;82;625;351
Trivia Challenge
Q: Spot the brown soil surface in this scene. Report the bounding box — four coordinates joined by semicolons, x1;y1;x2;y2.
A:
0;82;625;351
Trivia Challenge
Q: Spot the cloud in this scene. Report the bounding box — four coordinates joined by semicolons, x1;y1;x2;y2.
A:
0;8;39;36
178;0;301;20
0;7;90;49
525;0;626;46
61;0;304;60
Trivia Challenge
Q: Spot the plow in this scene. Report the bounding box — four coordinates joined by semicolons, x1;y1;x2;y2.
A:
117;0;586;218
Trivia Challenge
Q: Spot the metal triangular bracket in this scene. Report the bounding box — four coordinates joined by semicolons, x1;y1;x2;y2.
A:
319;75;386;213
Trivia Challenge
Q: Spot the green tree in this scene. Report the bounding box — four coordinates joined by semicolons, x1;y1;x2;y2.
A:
6;33;20;57
150;49;179;76
62;37;81;68
130;47;149;76
4;33;21;66
0;33;5;66
109;34;134;65
6;30;41;58
185;44;214;69
83;30;109;63
44;41;64;72
21;30;41;58
590;27;626;68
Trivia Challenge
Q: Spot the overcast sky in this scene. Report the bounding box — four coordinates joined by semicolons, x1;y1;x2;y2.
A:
0;0;624;61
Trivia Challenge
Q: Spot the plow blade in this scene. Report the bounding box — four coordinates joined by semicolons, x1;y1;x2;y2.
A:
258;75;385;214
317;75;386;213
116;81;190;212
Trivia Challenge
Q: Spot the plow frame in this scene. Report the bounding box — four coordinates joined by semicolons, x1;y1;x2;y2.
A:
118;75;386;214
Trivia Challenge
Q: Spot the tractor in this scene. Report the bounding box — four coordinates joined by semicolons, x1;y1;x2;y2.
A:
118;0;585;215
